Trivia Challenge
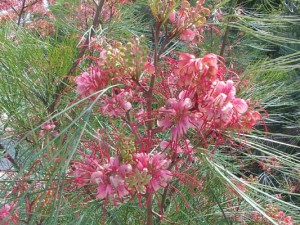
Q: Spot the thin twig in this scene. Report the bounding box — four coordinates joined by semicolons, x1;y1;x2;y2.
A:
17;0;27;26
4;152;20;171
160;184;169;213
219;0;238;57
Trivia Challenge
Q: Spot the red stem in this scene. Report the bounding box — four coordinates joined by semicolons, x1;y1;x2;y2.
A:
146;191;154;225
144;21;162;225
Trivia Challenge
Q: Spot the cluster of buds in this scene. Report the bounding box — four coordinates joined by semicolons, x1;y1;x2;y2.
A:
76;37;148;86
102;37;149;80
39;121;57;138
75;37;150;118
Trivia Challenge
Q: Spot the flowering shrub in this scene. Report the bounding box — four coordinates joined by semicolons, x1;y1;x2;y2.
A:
70;38;263;222
0;0;299;224
65;1;266;223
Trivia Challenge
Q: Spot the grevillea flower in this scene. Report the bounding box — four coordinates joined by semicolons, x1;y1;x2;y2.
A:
0;203;18;225
143;62;155;75
177;53;202;75
73;151;172;202
240;110;262;131
133;152;172;192
39;121;57;138
175;53;223;89
75;66;108;99
198;80;248;128
92;160;132;200
169;10;176;23
75;157;132;201
157;91;196;139
41;121;56;130
180;29;196;41
100;89;132;117
73;158;99;187
201;53;219;81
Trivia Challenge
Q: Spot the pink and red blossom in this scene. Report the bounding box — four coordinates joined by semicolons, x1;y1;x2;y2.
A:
75;66;108;99
157;91;196;139
0;203;18;225
133;152;172;192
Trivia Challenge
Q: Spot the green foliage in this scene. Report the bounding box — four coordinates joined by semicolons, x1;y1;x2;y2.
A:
0;23;78;131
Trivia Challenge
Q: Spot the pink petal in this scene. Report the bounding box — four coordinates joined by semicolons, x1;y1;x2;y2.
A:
169;10;176;23
180;29;196;41
233;98;248;114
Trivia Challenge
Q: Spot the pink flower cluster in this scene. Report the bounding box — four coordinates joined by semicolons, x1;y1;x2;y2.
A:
99;90;132;117
0;203;18;225
73;47;262;206
174;53;221;87
168;0;210;42
158;52;260;140
75;38;150;117
274;211;293;225
199;80;248;129
72;10;263;211
157;91;200;139
0;0;56;28
91;157;132;200
0;0;46;11
75;66;108;99
133;153;172;192
39;121;57;138
75;65;133;116
72;152;172;202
